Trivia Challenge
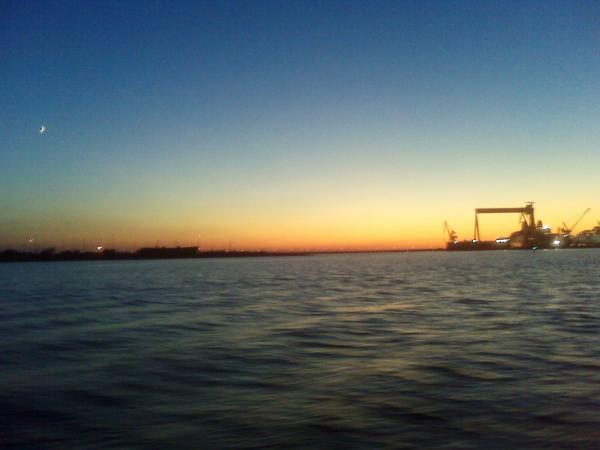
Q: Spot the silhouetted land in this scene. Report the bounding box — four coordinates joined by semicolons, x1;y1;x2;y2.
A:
0;247;306;262
0;246;448;262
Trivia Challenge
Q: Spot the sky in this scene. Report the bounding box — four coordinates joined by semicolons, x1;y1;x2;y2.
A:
1;0;599;251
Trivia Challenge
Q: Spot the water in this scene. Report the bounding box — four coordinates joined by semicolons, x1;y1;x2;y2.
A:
1;251;599;449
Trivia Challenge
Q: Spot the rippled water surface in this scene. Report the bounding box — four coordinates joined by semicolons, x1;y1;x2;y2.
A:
1;251;600;448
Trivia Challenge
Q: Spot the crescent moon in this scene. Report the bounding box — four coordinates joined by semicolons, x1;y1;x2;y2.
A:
39;125;46;134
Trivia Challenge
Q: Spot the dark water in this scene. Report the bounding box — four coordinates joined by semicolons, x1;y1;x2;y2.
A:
1;251;600;449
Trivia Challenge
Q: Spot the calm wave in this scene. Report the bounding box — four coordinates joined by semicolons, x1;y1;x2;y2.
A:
1;251;600;448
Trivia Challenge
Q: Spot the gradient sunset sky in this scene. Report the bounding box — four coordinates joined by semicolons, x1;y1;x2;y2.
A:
2;0;599;250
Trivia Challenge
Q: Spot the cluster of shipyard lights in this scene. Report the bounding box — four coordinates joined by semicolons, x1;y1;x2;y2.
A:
491;237;562;246
473;224;564;246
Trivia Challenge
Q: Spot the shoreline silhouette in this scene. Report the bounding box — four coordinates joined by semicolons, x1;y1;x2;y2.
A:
0;246;451;263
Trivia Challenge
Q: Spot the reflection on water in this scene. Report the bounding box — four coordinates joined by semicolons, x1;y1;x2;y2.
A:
1;251;599;448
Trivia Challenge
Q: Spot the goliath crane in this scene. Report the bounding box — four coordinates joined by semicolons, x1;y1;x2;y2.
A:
559;208;590;236
444;221;457;243
473;203;536;243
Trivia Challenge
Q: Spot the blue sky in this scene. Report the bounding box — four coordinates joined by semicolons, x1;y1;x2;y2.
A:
1;0;599;249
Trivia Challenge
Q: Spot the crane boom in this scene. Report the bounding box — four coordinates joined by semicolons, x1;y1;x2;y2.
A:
569;208;590;234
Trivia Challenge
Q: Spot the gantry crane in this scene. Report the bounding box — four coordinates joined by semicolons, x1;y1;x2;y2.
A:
473;202;536;242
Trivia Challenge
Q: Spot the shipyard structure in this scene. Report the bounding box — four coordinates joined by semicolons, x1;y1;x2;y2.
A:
446;203;599;250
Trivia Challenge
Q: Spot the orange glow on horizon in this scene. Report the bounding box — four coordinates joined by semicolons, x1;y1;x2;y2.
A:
4;202;598;252
1;180;597;252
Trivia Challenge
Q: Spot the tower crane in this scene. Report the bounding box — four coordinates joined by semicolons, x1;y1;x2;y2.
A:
444;221;457;242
